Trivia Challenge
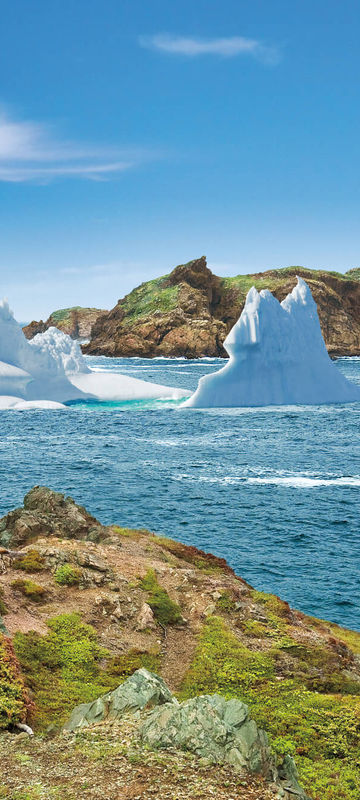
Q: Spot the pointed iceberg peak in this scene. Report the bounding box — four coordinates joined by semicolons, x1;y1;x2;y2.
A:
0;297;15;321
281;277;316;313
184;278;360;408
245;285;260;305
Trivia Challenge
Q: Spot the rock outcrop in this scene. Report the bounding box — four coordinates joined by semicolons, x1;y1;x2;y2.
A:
64;668;174;730
140;690;274;777
23;307;106;341
83;257;360;358
65;668;308;798
0;486;106;549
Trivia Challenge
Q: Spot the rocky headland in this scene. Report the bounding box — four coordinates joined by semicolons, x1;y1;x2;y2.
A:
0;487;359;799
23;306;106;341
82;257;360;358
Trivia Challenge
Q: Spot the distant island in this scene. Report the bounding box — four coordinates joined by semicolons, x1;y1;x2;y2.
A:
23;306;105;341
24;257;360;357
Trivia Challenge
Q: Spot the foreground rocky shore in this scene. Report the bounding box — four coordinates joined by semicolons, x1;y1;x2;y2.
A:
1;487;359;799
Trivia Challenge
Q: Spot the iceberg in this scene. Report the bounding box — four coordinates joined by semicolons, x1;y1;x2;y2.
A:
0;299;188;408
184;278;360;408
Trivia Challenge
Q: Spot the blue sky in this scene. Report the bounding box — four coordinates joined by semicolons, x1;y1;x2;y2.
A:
1;0;360;319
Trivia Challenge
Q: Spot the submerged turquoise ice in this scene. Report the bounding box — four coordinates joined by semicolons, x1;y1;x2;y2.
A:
1;355;359;629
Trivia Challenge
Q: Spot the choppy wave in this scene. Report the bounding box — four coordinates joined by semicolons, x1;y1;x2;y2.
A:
171;469;360;489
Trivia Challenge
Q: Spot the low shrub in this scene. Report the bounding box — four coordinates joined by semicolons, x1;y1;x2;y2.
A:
54;564;82;586
111;525;141;540
107;648;160;678
13;550;46;573
150;535;230;574
11;579;46;602
216;591;237;613
0;633;32;730
139;569;183;626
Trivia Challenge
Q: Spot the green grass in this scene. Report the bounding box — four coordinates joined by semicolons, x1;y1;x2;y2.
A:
14;613;120;730
111;525;142;539
139;569;183;626
215;591;237;613
106;261;360;330
221;266;351;293
345;268;360;280
49;307;98;323
119;278;179;323
180;616;360;800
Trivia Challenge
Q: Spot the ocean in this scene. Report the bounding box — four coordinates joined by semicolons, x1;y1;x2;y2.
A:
1;355;359;629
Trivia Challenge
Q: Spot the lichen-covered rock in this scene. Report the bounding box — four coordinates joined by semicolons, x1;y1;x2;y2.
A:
0;487;107;548
139;694;275;778
64;669;175;731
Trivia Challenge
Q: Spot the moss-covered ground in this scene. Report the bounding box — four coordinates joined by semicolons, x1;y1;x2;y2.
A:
180;611;360;800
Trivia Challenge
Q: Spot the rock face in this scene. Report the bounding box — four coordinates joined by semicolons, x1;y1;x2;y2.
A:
0;487;106;549
64;668;174;730
23;307;106;341
83;257;360;358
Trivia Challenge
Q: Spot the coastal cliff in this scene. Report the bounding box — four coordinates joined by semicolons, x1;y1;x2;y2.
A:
83;257;360;358
0;488;359;799
23;306;106;341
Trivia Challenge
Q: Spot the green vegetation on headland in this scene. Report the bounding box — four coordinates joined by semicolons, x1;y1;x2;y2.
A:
82;256;360;357
1;486;360;800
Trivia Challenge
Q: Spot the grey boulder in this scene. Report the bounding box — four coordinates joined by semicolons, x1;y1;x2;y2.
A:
64;668;174;731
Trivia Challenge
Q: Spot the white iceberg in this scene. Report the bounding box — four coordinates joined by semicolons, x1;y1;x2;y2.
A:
0;299;187;408
184;278;360;408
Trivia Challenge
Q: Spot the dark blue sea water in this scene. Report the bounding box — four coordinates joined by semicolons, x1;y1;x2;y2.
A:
1;356;359;630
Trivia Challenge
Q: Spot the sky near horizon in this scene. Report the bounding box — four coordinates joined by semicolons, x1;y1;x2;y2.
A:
1;0;360;319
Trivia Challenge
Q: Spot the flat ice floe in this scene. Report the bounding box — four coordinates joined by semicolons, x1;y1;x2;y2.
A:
184;278;360;408
0;299;187;409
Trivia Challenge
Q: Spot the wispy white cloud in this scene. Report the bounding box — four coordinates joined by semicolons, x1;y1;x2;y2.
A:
139;34;280;64
0;111;149;183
